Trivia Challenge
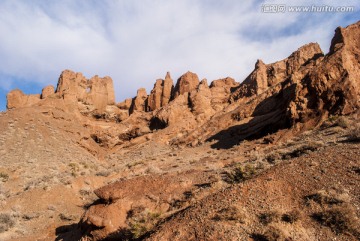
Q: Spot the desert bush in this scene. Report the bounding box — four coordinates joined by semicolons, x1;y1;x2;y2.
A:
231;112;242;121
281;210;300;223
0;173;9;182
126;207;161;239
126;161;144;169
95;170;111;177
281;141;323;160
335;116;350;128
213;206;246;223
0;213;15;233
252;226;285;241
68;162;80;177
258;211;280;225
311;205;359;236
346;124;360;142
304;191;344;206
224;164;257;183
265;153;281;164
59;213;76;221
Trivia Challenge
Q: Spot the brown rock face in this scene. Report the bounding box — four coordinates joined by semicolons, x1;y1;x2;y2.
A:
189;79;214;117
147;79;163;111
147;72;175;111
117;98;133;110
56;70;87;103
209;77;239;111
287;21;360;123
231;43;324;100
41;85;55;99
130;88;148;113
172;71;200;99
6;89;40;109
7;69;117;116
162;72;174;106
56;70;116;112
174;21;360;147
79;170;213;240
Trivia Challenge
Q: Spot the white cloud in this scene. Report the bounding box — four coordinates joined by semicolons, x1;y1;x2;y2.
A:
0;0;358;107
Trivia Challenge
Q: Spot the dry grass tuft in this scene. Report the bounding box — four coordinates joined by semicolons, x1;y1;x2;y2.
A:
251;226;286;241
311;205;359;237
213;206;246;223
0;213;15;233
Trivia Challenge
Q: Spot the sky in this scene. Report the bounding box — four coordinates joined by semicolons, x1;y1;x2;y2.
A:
0;0;359;111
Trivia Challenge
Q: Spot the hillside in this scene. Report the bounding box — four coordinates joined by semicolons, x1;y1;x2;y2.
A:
0;21;359;241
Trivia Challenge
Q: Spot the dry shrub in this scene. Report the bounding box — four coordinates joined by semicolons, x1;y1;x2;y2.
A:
304;191;344;206
0;213;15;233
224;164;257;183
281;210;300;224
252;226;286;241
213;206;246;223
126;207;161;239
312;205;359;237
258;211;280;225
336;116;350;128
346;123;360;142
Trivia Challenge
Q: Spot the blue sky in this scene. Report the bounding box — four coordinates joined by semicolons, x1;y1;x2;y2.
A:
0;0;359;111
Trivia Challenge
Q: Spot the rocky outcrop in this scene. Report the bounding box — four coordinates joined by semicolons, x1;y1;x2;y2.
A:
174;21;360;147
79;170;215;240
162;72;174;107
231;43;324;100
130;88;148;113
189;79;214;118
172;71;200;99
7;70;118;116
117;98;132;110
147;72;174;111
41;85;55;99
56;70;116;113
147;79;163;111
6;89;40;109
209;77;239;111
6;21;360;152
287;21;360;124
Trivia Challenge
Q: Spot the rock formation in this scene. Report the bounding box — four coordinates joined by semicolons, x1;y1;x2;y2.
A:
6;89;40;109
7;69;117;117
41;85;55;99
172;71;200;99
147;72;174;111
130;88;148;113
231;43;323;100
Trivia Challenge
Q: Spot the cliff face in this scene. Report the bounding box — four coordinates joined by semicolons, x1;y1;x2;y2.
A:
6;21;360;149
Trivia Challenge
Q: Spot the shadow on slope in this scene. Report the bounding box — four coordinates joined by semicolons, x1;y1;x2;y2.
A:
206;110;289;149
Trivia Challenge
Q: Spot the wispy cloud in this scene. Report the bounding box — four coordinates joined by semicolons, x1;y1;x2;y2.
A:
0;0;358;110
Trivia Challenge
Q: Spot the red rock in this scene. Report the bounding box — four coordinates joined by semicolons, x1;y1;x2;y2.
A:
173;71;200;99
41;85;55;99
